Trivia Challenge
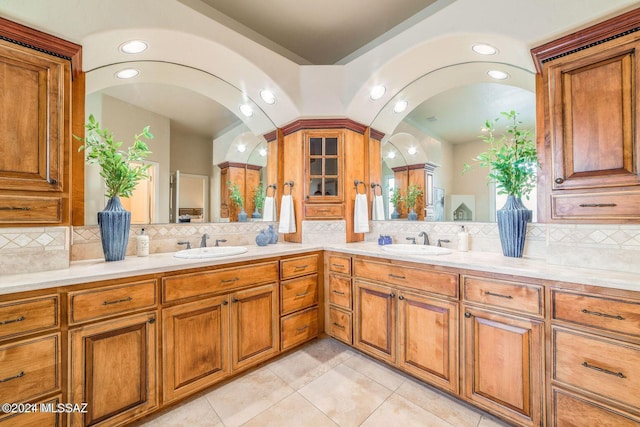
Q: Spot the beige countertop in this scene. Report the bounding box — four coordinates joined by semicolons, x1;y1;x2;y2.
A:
0;242;637;295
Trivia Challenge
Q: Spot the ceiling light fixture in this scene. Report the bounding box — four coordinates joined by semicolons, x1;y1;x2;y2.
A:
387;151;396;159
259;148;267;157
472;43;497;55
115;68;139;79
239;104;253;117
393;100;408;113
407;146;417;155
487;70;509;80
260;90;276;105
119;40;148;54
237;144;247;153
370;85;386;100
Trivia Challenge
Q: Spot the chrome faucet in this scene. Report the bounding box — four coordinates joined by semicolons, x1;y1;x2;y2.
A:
215;239;227;247
177;241;191;250
418;231;430;245
406;237;416;245
200;233;209;248
437;239;451;247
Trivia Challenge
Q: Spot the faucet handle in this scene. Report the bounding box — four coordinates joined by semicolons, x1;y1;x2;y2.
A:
437;239;451;247
177;241;192;250
406;237;416;245
215;239;227;247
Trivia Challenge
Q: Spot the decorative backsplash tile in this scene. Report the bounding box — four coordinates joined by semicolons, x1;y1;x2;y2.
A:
302;221;346;245
0;227;69;274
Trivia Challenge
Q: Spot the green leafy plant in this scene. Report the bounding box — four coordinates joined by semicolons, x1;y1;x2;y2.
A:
390;187;402;208
75;114;153;199
463;110;538;199
403;185;423;210
253;181;265;212
227;181;244;209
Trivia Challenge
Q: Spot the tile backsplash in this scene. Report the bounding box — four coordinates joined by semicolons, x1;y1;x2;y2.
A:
1;221;639;276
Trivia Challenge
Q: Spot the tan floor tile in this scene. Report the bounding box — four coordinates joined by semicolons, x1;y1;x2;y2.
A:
361;394;455;427
268;338;356;389
241;392;338;427
299;363;393;427
138;397;222;427
478;415;514;427
205;366;294;427
395;379;482;427
342;352;407;391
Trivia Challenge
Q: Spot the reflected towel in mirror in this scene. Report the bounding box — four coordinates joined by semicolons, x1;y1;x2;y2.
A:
263;196;277;222
278;194;296;233
354;193;369;233
372;195;385;220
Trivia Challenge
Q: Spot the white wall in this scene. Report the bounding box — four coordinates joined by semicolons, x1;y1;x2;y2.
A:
452;139;491;222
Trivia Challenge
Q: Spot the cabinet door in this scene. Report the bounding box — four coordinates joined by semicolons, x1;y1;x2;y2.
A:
398;291;458;393
305;131;343;202
354;280;396;363
231;283;279;371
548;37;640;191
162;295;229;403
462;306;543;427
69;311;157;426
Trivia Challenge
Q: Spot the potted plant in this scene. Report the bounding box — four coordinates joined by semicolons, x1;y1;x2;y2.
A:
76;114;153;261
403;185;423;220
227;181;247;222
252;181;265;219
464;110;538;257
390;187;401;219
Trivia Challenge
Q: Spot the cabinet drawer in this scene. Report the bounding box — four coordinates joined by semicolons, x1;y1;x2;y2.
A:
552;289;640;337
329;274;352;309
280;254;318;280
163;261;279;302
281;275;318;315
0;295;58;340
553;328;640;410
463;275;543;317
0;196;62;223
552;387;640;427
354;259;458;298
551;191;640;220
0;333;60;405
281;307;318;350
329;307;352;345
327;254;351;274
69;279;157;324
0;394;61;426
304;203;343;219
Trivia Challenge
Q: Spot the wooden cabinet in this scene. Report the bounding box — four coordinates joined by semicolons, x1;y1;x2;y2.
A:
0;395;62;427
326;253;353;344
354;280;396;363
532;9;640;222
69;311;158;426
217;162;262;221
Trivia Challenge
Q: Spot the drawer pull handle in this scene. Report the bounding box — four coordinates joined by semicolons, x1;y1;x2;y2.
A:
0;206;31;211
485;291;513;299
581;362;625;378
579;203;617;208
296;325;309;332
294;265;308;270
581;308;624;320
0;371;25;383
332;290;345;295
295;292;309;298
221;277;240;284
331;263;345;269
389;274;405;280
102;296;132;306
0;316;25;325
332;322;345;329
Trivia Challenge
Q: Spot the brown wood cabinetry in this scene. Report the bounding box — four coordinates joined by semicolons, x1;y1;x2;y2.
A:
326;253;353;344
218;162;262;221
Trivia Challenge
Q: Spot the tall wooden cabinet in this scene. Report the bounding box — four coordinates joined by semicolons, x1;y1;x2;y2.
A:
218;162;262;221
532;9;640;222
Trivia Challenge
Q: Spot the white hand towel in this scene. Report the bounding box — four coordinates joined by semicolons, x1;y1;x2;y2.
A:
354;193;370;233
263;196;276;222
372;194;385;221
278;194;296;233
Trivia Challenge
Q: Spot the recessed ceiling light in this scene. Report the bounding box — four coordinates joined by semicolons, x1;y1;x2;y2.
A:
237;144;247;153
239;104;253;117
260;90;276;105
259;148;267;157
393;100;408;113
115;68;139;79
487;70;509;80
119;40;148;54
370;85;386;100
407;146;417;155
472;43;497;55
387;151;396;159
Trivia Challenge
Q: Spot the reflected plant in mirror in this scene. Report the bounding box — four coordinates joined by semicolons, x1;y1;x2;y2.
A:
252;181;265;219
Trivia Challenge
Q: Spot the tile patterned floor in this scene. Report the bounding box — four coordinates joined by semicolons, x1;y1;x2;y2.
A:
136;338;512;427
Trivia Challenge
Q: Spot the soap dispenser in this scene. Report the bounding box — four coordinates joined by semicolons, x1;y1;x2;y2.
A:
136;228;149;257
457;225;469;252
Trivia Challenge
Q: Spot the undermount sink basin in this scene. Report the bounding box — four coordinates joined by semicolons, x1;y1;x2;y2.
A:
174;246;248;259
381;244;452;256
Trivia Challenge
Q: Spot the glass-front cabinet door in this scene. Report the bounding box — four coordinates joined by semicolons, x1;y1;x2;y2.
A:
306;131;342;202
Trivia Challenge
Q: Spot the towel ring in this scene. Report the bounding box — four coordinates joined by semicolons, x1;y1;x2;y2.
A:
266;184;277;197
283;181;294;195
354;180;366;195
371;183;382;196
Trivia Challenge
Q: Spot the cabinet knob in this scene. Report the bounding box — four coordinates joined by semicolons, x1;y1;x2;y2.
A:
464;312;471;318
232;298;239;303
48;178;58;185
222;300;229;305
398;295;405;300
148;317;156;324
555;177;564;184
389;293;395;298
